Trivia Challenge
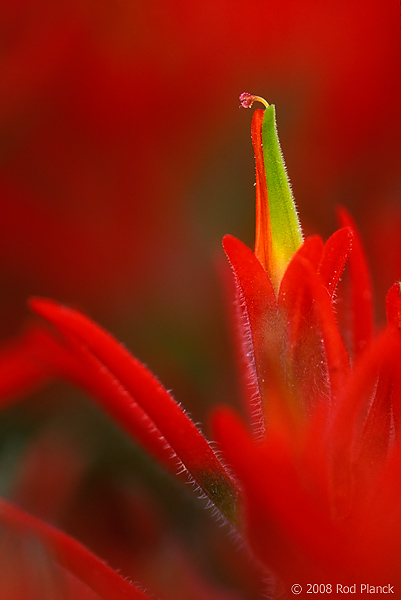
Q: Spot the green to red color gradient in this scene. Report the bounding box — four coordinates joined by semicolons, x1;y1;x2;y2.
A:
0;95;399;598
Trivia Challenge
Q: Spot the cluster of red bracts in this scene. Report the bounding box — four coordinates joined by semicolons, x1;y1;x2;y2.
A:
216;220;401;589
0;119;400;598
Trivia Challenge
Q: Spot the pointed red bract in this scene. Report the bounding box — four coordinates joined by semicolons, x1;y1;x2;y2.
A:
276;236;326;413
278;235;324;348
337;207;374;358
280;242;350;403
223;234;276;433
318;227;353;297
224;231;352;423
287;234;324;269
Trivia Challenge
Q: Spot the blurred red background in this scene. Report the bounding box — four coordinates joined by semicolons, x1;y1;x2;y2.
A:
0;1;400;595
1;0;399;316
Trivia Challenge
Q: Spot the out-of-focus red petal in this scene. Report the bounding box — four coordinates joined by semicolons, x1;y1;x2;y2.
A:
29;298;239;523
354;349;395;485
318;227;353;297
223;234;276;434
329;327;401;517
360;439;401;584
11;428;87;523
211;406;350;588
0;327;51;409
384;283;401;434
386;282;401;329
331;328;399;444
337;207;374;358
0;498;152;600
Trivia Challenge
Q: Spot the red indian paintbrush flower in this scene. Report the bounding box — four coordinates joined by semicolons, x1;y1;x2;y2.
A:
213;94;401;592
0;94;400;598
